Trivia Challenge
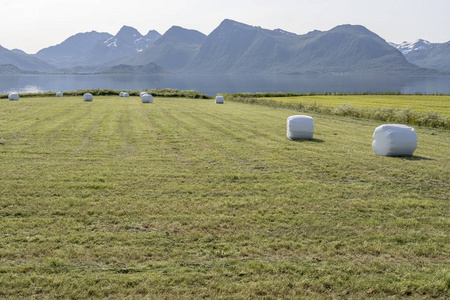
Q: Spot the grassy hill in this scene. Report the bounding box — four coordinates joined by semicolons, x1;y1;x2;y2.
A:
0;95;449;298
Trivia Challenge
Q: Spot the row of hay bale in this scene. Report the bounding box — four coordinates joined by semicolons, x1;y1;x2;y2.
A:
119;91;153;103
81;92;153;102
9;92;64;100
287;115;418;157
7;92;224;104
5;92;418;157
7;91;153;102
8;92;66;100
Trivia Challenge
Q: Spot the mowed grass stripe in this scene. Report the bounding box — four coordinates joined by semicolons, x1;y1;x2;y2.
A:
0;96;449;298
194;104;287;148
0;98;84;149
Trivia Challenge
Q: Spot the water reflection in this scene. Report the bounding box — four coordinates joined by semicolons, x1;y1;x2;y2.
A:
1;74;450;96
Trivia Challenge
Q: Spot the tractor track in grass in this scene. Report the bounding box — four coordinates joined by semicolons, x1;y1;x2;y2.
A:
71;99;114;155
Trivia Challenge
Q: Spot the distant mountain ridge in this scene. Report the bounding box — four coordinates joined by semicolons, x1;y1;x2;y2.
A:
34;27;161;68
181;20;430;74
118;26;206;72
82;26;161;66
0;63;38;74
0;44;56;72
391;39;450;73
34;31;113;67
0;20;446;75
391;39;432;55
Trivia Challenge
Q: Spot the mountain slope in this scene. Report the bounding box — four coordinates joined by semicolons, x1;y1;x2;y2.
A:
34;31;112;67
11;49;29;56
184;20;431;75
79;26;161;67
287;24;425;74
0;64;38;74
392;40;450;73
34;26;161;68
92;26;161;61
118;26;206;72
0;45;56;72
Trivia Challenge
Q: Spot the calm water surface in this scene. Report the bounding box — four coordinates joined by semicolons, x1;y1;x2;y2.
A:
1;74;450;96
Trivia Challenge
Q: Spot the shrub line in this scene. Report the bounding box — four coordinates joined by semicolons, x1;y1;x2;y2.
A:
226;95;449;129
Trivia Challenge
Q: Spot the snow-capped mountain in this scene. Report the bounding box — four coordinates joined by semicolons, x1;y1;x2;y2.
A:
1;21;441;74
391;39;450;73
33;26;161;69
76;26;161;68
118;26;207;72
102;26;161;54
391;39;432;55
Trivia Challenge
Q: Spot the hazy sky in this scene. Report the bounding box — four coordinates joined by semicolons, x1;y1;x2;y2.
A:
2;0;449;54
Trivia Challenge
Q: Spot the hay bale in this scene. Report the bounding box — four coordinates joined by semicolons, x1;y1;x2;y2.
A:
287;115;314;140
123;93;130;98
141;94;153;103
83;93;93;101
8;93;19;101
140;92;148;97
372;124;417;156
119;92;125;97
215;96;224;104
56;92;63;97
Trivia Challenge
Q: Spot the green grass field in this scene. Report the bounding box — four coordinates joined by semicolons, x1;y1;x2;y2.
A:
260;95;450;115
1;95;449;299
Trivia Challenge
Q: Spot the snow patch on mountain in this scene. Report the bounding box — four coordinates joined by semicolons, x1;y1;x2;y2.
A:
393;39;432;55
106;38;118;48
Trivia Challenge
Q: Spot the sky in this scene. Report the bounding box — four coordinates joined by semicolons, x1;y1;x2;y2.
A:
1;0;449;54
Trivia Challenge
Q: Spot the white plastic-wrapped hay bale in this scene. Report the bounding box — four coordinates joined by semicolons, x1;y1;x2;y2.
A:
83;93;93;101
141;94;153;103
123;93;130;98
119;92;125;97
287;115;314;140
56;92;63;97
8;93;19;101
372;124;417;156
215;96;224;104
140;92;148;97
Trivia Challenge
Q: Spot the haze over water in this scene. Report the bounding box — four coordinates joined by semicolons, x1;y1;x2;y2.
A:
1;74;450;96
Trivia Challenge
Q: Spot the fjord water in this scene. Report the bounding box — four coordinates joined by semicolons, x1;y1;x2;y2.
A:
1;74;450;96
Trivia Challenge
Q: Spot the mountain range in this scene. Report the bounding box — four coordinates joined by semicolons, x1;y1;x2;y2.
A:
0;19;447;75
0;44;56;72
390;39;450;73
34;26;161;68
180;20;425;74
